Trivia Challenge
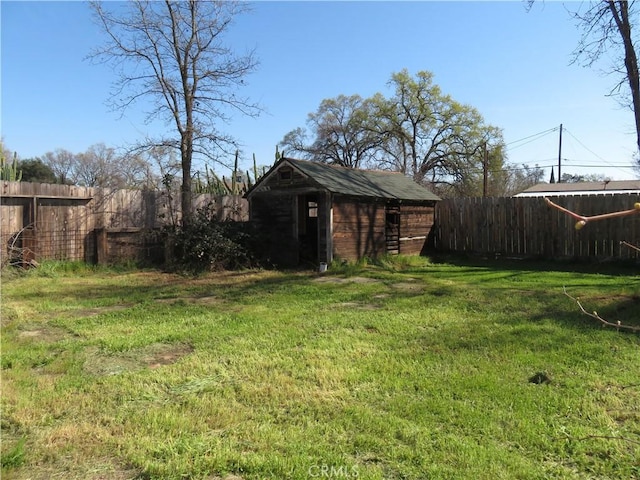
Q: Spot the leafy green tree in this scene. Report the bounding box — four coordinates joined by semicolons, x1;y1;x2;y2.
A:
90;0;260;225
280;95;382;169
280;70;505;196
437;143;509;197
18;158;57;183
371;70;505;195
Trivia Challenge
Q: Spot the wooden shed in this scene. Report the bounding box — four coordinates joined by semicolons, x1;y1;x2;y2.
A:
245;158;441;267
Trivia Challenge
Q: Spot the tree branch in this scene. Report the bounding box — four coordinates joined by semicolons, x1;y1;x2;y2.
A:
544;197;640;229
563;286;640;333
621;240;640;253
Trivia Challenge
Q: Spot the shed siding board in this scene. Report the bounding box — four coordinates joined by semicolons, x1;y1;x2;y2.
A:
399;204;434;236
332;197;386;260
398;203;435;255
399;238;426;255
260;165;314;191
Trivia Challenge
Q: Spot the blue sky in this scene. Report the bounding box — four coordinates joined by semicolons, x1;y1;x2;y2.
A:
2;1;638;181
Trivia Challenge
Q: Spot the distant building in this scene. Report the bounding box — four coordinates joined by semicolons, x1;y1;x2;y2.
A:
514;180;640;197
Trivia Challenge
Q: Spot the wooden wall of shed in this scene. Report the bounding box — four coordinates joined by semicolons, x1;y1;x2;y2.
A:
259;164;309;190
332;197;386;261
249;193;298;267
398;203;435;255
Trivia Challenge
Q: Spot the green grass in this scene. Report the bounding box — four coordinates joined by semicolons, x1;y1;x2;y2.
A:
1;257;639;479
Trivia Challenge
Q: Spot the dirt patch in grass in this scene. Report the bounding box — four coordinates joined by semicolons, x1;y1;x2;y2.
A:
313;276;379;284
11;460;143;480
84;343;194;376
75;305;132;317
335;301;381;311
391;282;425;293
153;294;219;306
145;343;194;369
17;324;74;343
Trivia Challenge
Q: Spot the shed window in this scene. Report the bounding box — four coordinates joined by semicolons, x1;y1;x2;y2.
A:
278;167;293;182
308;201;318;218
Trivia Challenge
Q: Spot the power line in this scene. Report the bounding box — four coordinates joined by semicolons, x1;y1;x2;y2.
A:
558;163;635;168
503;125;635;178
562;128;634;177
563;129;608;162
505;127;559;151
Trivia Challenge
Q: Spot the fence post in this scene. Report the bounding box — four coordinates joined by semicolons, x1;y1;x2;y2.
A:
95;228;108;264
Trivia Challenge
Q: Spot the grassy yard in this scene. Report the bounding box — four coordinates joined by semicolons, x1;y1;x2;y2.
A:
1;257;639;479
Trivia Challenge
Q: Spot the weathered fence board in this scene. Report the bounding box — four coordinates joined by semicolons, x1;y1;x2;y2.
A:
434;195;640;261
0;181;248;265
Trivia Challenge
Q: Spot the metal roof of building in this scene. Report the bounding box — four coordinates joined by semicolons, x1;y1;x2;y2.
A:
285;158;441;202
515;180;640;197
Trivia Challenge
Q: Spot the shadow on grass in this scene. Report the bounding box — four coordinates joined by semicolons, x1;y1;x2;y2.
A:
6;259;639;336
4;268;327;313
430;253;640;277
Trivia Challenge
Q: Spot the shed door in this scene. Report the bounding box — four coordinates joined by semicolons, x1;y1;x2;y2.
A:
385;204;400;254
297;194;319;264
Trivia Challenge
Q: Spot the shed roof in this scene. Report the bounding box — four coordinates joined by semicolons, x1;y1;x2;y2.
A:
515;180;640;197
248;158;440;202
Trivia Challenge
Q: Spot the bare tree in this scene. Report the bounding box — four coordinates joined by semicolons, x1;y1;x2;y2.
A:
75;143;152;188
75;143;118;187
41;149;76;184
570;1;640;157
503;164;546;196
89;1;260;225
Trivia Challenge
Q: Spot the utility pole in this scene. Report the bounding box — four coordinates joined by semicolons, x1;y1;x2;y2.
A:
557;123;563;183
482;141;488;197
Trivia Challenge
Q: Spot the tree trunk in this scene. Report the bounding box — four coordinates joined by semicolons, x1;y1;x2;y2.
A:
180;135;193;227
608;0;640;154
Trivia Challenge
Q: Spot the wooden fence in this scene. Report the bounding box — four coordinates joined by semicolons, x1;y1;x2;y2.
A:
0;181;248;265
433;195;640;261
3;181;639;266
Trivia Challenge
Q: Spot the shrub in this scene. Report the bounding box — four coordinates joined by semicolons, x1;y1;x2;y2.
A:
165;203;261;274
